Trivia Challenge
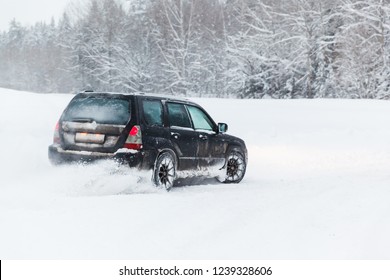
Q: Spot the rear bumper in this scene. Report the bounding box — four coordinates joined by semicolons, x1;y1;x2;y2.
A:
48;145;153;169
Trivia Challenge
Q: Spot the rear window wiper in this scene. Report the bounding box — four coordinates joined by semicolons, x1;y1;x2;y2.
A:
71;118;95;123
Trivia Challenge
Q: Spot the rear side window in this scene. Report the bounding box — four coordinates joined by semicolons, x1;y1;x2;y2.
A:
187;106;215;131
167;103;192;128
142;99;163;126
63;96;130;125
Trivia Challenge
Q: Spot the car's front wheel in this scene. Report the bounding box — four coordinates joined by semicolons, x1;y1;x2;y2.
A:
153;152;176;190
222;149;246;183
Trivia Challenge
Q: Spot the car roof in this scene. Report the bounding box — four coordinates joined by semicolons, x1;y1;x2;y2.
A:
76;91;198;105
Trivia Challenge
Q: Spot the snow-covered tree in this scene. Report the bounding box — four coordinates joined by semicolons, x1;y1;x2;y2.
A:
150;0;209;96
0;0;390;99
336;0;390;98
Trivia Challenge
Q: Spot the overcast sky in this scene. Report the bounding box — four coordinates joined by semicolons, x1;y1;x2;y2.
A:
0;0;71;31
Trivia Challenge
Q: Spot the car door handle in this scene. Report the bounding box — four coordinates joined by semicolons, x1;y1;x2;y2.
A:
199;134;208;140
171;132;180;139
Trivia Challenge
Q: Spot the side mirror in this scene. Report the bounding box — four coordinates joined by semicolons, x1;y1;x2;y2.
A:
218;123;228;134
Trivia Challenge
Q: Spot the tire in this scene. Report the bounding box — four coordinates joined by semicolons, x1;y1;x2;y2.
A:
153;152;176;190
222;149;246;183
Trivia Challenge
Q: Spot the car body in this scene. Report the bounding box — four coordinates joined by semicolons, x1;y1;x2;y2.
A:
48;91;247;189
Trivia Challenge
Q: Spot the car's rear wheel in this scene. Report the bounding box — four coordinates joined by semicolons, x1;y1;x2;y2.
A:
223;149;246;183
153;152;176;190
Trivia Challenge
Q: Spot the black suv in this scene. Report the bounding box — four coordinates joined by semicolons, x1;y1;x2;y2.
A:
48;92;247;189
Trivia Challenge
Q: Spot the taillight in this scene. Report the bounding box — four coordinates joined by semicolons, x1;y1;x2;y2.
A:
129;126;139;136
124;125;143;150
53;121;61;144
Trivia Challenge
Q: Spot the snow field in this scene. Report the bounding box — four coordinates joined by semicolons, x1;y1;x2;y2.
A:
1;88;390;259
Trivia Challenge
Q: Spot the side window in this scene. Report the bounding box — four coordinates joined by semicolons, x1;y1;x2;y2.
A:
187;105;215;131
142;99;163;126
167;103;192;128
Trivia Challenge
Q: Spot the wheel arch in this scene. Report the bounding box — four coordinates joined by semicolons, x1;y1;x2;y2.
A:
224;144;247;166
154;148;178;170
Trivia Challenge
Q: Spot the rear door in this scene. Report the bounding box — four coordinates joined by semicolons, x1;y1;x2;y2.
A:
139;97;169;148
166;102;199;170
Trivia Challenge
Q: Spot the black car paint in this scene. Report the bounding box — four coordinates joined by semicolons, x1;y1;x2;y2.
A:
49;92;247;177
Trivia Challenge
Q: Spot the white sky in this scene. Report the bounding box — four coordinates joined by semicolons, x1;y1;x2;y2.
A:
0;0;71;31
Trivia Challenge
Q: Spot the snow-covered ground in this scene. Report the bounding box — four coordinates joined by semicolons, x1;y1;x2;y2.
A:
1;87;390;259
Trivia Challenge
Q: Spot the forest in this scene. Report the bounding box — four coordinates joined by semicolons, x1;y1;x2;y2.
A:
0;0;389;99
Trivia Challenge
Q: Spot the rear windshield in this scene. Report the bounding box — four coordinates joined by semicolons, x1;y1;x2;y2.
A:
62;96;131;125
